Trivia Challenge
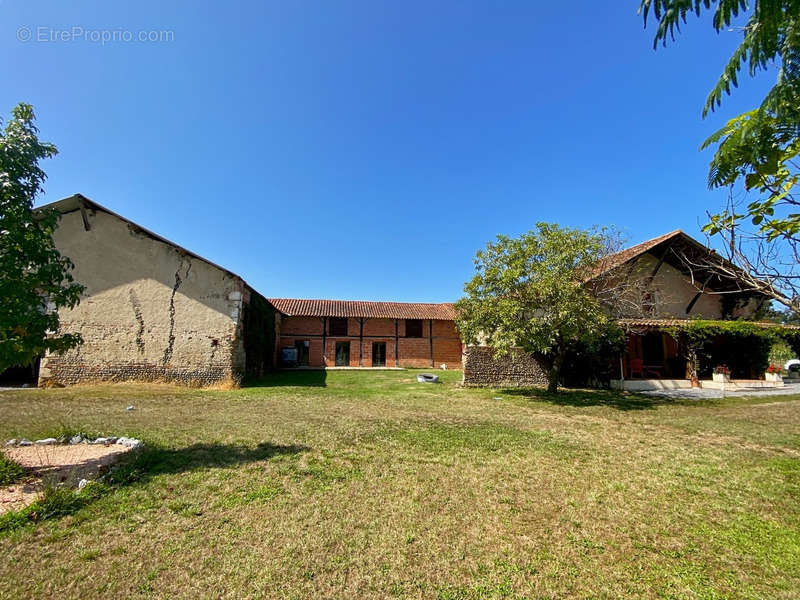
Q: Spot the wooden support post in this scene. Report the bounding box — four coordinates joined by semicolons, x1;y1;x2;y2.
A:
429;319;434;367
394;319;399;367
321;317;327;367
78;198;91;231
685;274;714;315
647;247;669;282
359;318;364;366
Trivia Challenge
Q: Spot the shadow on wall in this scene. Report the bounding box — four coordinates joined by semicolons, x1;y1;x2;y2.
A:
498;387;684;411
243;369;328;388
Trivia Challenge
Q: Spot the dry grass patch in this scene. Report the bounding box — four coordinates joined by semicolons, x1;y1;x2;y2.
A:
0;369;798;598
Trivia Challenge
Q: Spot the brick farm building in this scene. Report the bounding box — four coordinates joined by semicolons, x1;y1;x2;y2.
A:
270;299;462;369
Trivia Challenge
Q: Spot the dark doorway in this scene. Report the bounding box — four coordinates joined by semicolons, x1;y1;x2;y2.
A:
0;359;39;387
295;340;310;366
335;341;350;366
641;332;665;371
372;342;386;367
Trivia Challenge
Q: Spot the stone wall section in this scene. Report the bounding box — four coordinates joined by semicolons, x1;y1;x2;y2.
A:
462;346;549;387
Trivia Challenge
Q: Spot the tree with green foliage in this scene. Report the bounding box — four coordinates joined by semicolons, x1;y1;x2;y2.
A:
0;103;84;372
456;224;624;393
640;1;800;311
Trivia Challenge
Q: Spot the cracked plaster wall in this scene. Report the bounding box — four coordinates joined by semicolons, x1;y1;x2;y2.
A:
39;209;246;386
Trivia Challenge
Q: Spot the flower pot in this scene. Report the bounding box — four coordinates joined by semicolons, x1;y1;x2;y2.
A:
765;372;783;382
712;372;730;383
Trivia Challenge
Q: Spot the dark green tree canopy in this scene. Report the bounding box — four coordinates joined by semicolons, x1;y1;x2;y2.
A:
0;103;84;371
456;223;624;392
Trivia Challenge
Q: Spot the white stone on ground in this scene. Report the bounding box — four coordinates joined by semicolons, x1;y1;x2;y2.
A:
116;437;143;449
34;438;57;445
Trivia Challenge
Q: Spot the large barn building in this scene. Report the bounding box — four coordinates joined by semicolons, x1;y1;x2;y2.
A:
16;195;461;387
34;195;276;387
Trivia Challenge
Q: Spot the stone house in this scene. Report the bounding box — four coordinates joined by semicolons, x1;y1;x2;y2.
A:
462;230;773;388
270;298;462;368
34;195;276;387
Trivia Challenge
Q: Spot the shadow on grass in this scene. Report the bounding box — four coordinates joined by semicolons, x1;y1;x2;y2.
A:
499;387;670;411
109;442;308;484
243;369;327;388
0;442;308;533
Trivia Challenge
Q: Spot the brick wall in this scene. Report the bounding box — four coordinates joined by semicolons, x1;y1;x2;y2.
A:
280;316;325;336
462;346;548;387
277;316;461;368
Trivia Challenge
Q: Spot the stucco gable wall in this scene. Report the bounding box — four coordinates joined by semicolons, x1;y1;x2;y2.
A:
40;209;245;386
629;254;722;318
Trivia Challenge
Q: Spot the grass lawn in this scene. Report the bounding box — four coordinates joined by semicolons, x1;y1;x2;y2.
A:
1;369;799;599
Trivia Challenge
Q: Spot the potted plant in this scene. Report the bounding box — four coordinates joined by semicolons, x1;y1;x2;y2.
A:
712;365;731;383
765;364;785;382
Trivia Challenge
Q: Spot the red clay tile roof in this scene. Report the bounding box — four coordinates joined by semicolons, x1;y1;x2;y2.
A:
618;318;800;329
591;230;685;277
269;298;457;320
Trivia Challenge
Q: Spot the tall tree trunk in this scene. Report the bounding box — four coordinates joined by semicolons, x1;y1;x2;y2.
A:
546;349;564;393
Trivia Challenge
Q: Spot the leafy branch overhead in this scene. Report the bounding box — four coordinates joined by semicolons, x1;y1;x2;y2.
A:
0;103;84;371
641;1;800;311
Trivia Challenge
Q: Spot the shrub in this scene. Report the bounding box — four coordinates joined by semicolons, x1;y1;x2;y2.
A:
0;453;26;485
769;339;795;366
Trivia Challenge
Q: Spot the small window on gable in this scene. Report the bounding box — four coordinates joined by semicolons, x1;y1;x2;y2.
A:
329;317;348;336
405;319;423;338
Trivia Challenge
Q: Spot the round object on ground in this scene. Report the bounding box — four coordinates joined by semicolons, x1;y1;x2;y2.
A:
417;373;440;384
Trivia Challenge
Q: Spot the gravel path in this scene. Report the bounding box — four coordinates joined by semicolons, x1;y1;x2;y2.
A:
0;444;131;514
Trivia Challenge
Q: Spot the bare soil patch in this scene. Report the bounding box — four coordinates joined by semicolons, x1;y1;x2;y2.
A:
0;444;130;514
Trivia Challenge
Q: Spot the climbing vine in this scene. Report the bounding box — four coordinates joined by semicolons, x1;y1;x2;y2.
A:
660;320;798;379
242;294;276;378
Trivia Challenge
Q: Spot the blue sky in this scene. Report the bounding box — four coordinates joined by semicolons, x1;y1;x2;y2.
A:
1;1;773;302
